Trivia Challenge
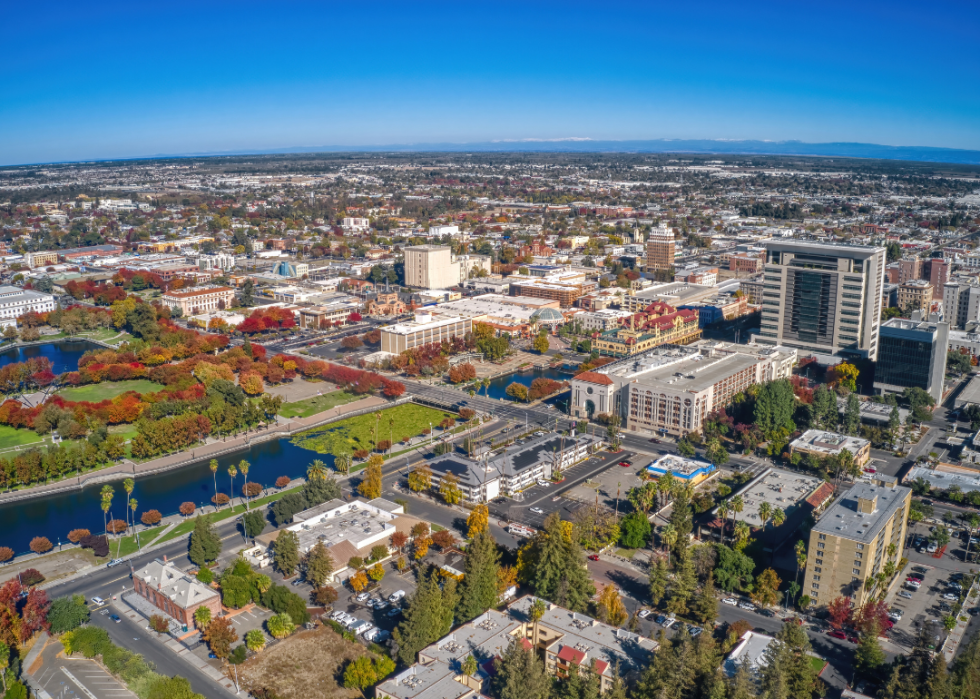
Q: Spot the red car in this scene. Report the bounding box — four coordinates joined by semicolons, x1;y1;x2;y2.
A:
619;461;632;467
827;630;847;640
649;438;662;444
588;554;600;561
847;635;859;644
783;617;803;626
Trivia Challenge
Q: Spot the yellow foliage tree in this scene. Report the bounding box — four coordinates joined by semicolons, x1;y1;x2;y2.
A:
467;504;489;538
358;455;384;499
473;322;495;342
414;536;432;560
368;563;385;582
497;565;518;593
829;362;859;392
439;472;463;505
349;570;369;592
752;568;782;608
596;584;628;626
408;463;431;492
240;373;265;396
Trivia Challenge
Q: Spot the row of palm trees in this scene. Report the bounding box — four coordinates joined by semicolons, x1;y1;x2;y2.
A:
208;459;252;511
99;479;138;558
715;495;786;547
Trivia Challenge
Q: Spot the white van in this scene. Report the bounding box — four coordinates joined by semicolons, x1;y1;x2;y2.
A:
388;590;406;603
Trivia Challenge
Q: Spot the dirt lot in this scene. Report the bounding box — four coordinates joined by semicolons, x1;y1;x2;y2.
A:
234;623;372;699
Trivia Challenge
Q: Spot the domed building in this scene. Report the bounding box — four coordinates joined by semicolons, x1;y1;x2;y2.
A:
530;307;564;330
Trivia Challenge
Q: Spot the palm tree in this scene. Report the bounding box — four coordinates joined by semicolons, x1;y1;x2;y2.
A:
308;460;328;482
228;463;238;508
123;478;135;536
758;501;772;534
661;524;677;566
771;507;786;530
482;377;490;398
734;521;750;550
100;485;114;538
209;459;219;510
794;539;807;585
717;501;731;545
130;498;138;531
239;460;250;510
333;451;351;476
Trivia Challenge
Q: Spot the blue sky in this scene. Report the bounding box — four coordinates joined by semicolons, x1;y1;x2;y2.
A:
2;0;978;165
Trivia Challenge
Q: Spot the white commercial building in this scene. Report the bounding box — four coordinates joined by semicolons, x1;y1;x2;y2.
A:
380;312;472;354
198;254;236;272
579;309;634;332
428;224;460;237
403;245;490;289
0;286;56;328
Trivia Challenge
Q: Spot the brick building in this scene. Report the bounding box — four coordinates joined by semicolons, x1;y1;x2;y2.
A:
132;559;221;627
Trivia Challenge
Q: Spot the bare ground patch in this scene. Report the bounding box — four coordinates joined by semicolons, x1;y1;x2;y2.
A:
233;623;371;699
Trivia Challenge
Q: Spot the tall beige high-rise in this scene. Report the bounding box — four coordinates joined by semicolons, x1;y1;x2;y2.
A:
404;245;490;289
645;224;675;271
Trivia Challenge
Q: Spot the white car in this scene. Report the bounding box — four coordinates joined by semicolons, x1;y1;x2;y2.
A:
330;610;346;621
536;479;549;487
738;601;757;612
90;597;105;606
530;507;544;515
356;592;370;602
927;542;939;553
906;580;921;589
388;590;406;603
358;624;376;637
899;591;914;599
638;609;651;619
722;598;738;606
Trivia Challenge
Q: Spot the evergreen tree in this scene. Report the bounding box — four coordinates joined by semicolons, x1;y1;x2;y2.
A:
240;279;254;307
727;662;755;699
458;528;501;621
189;515;221;567
666;555;697;616
754;380;796;439
303;540;334;588
649;556;668;607
760;622;817;699
855;622;886;676
273;530;300;576
634;630;682;699
394;568;458;665
533;514;595;612
844;393;861;435
493;637;553;699
693;572;719;625
951;631;980;699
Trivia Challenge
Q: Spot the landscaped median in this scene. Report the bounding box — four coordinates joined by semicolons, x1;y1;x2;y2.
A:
156;486;302;546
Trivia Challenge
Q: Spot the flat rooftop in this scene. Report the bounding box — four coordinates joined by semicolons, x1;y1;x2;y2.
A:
724;630;775;677
812;482;911;544
907;465;980;494
732;468;823;527
647;454;714;479
790;429;869;457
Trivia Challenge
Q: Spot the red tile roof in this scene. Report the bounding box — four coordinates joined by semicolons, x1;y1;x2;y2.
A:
806;482;835;509
593;659;610;676
557;645;586;665
575;371;613;386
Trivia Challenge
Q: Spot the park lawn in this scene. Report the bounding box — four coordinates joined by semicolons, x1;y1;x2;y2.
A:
278;391;360;419
157;487;299;545
809;656;827;674
0;425;44;451
111;524;167;558
110;424;139;442
57;379;165;402
291;403;457;456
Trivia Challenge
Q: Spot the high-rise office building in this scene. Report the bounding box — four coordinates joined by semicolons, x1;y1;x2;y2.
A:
873;318;949;403
644;223;675;271
403;245;490;289
755;241;886;360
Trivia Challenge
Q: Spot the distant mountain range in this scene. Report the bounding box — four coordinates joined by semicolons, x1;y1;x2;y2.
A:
152;138;980;166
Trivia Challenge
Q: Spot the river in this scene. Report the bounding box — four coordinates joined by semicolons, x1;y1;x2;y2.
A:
0;340;102;375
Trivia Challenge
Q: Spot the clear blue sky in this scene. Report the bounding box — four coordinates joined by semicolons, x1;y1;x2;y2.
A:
2;0;978;165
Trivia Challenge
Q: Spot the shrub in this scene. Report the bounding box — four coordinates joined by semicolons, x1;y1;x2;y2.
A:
141;510;162;526
149;615;170;633
242;482;263;498
179;502;196;517
275;476;291;488
0;547;13;564
48;594;90;633
196;567;214;584
261;584;310;625
211;493;230;506
376;440;391;452
20;568;44;586
106;519;127;534
353;449;369;459
79;534;109;557
458;408;475;420
67;528;91;543
267;613;295;639
29;537;53;554
63;626;112;657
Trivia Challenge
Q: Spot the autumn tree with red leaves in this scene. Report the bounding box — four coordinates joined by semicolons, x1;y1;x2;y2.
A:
827;595;853;630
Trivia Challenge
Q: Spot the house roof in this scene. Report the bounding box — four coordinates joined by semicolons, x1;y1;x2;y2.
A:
557;645;587;665
806;482;836;509
575;371;613;386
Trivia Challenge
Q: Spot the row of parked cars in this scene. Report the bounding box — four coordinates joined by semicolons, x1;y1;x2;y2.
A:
635;609;704;637
329;610;391;643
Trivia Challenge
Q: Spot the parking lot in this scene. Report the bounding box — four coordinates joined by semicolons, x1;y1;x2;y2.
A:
30;636;136;699
883;561;965;650
330;565;419;643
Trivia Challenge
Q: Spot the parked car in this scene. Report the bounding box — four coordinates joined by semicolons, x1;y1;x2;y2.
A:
356;592;370;602
828;630;847;640
358;624;376;638
388;590;406;603
619;461;632;467
759;609;775;618
638;609;651;619
660;615;675;627
899;591;914;600
912;566;929;574
106;559;124;568
588;554;600;561
738;602;756;612
388;607;402;618
906;581;921;590
888;610;903;621
375;600;388;610
650;438;662;444
722;598;738;606
536;479;549;487
927;542;939;553
291;579;303;587
109;614;121;623
530;507;544;515
689;626;703;637
371;629;391;643
944;593;959;601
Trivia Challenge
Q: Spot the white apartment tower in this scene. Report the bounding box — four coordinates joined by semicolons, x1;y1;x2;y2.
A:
403;245;490;290
756;241;886;360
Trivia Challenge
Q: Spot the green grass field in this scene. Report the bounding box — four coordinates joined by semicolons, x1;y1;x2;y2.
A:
111;524;167;558
278;390;361;419
809;656;827;674
57;379;165;402
290;403;457;456
0;425;43;451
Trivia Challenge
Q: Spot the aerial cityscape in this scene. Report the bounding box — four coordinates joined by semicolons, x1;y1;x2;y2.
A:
2;3;980;699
